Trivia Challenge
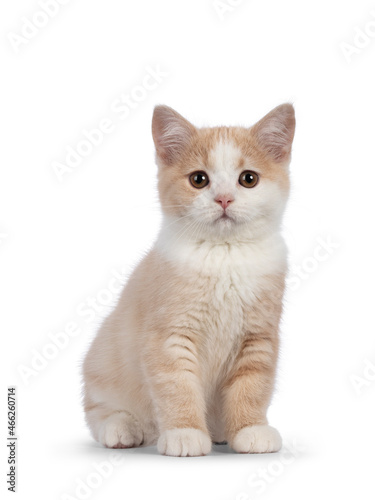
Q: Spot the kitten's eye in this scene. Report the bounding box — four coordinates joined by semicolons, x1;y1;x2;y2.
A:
239;170;259;188
189;171;209;189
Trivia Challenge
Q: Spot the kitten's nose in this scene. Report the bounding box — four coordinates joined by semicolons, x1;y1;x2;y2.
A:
215;195;233;210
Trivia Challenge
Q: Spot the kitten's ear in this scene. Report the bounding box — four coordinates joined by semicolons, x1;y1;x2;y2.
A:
251;103;295;163
152;105;196;165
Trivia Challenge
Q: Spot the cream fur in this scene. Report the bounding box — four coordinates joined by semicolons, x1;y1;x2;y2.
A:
231;425;282;453
82;103;295;456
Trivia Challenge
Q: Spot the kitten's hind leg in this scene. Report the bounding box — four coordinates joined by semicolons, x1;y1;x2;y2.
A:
98;411;144;449
85;404;144;449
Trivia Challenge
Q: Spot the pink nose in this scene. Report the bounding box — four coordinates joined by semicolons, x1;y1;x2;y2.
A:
215;195;233;210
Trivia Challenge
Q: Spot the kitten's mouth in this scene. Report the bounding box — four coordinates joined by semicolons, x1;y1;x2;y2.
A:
216;212;234;222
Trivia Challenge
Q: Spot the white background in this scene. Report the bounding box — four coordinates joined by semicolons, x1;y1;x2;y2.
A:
1;0;375;498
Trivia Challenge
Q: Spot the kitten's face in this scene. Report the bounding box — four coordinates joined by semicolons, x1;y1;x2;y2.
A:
152;104;295;242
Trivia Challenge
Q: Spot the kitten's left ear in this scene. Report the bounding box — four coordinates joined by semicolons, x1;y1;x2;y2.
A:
152;105;196;166
251;103;296;163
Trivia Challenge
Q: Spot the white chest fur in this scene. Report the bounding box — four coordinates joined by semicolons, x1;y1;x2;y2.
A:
156;227;287;297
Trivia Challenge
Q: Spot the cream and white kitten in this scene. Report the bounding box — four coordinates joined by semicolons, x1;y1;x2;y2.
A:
83;103;295;456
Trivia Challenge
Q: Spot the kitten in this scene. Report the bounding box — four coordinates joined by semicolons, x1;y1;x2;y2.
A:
83;103;295;456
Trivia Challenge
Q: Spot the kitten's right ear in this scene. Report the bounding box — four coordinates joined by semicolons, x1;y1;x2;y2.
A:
152;105;196;165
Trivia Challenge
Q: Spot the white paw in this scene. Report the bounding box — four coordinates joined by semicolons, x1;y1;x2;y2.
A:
98;412;143;448
157;428;212;457
232;425;282;454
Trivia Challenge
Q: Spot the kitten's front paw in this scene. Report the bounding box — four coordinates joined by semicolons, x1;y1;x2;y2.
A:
157;428;211;457
231;425;282;454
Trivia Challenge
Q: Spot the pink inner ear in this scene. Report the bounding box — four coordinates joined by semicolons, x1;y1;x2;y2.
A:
152;105;195;165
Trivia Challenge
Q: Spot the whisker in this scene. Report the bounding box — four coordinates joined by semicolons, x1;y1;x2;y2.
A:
162;213;193;231
173;218;198;246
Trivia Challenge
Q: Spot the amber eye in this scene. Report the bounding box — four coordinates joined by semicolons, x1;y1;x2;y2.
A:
189;171;209;189
238;170;259;188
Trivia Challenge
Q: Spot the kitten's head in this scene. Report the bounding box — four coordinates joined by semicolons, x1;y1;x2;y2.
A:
152;103;295;243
